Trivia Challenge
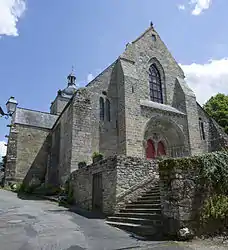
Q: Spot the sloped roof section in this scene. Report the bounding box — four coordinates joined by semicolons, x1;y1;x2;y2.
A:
14;108;58;129
140;100;185;115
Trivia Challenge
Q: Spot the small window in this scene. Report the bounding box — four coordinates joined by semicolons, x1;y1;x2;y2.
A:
132;86;134;93
199;118;205;140
152;34;156;41
99;97;104;121
106;99;111;122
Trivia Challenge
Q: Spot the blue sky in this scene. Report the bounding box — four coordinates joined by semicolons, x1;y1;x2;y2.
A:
0;0;228;157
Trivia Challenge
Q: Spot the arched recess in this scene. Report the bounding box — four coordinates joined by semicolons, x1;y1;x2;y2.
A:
148;57;166;104
99;97;104;121
143;115;188;158
105;99;111;122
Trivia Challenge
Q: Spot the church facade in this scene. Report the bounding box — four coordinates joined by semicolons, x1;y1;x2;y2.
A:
5;24;228;186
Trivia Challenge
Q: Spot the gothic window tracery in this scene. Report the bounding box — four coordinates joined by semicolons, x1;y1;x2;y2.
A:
149;64;163;103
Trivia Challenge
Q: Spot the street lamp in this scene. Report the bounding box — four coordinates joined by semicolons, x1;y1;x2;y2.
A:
0;96;18;118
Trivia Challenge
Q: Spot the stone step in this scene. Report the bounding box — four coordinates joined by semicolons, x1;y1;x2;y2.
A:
126;203;161;209
106;221;160;236
141;192;161;197
144;188;160;193
136;198;161;203
114;212;162;220
107;216;162;226
119;208;162;214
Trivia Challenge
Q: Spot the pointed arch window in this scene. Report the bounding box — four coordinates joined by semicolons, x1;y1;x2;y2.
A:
149;64;163;103
99;97;104;121
106;99;111;122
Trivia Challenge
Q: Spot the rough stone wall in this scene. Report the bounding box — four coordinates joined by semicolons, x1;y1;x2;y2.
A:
49;102;73;186
5;124;18;182
70;156;158;214
196;103;228;153
209;119;228;151
116;156;158;210
70;156;117;214
50;94;69;115
116;156;158;195
11;124;50;184
86;63;119;157
116;60;127;155
159;159;208;236
70;88;93;171
118;27;201;157
197;104;211;153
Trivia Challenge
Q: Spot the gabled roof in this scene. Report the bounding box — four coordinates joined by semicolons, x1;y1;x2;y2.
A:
14;108;58;129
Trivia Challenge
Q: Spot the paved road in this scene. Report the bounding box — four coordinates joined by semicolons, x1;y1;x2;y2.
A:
0;190;197;250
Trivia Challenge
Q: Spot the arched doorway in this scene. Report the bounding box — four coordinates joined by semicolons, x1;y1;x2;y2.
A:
157;141;166;157
146;139;155;159
143;116;187;159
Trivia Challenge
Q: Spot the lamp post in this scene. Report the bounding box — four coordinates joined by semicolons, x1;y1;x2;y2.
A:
0;97;18;119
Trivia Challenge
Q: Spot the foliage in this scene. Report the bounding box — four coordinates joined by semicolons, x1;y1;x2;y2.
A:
204;93;228;134
92;152;103;163
201;195;228;222
78;161;87;169
200;195;228;234
160;151;228;194
200;151;228;193
159;150;228;235
18;183;34;194
59;179;74;206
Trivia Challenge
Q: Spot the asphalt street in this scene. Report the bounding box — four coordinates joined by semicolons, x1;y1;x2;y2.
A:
0;189;202;250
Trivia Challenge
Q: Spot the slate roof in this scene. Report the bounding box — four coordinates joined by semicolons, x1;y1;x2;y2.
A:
140;100;185;115
14;108;58;129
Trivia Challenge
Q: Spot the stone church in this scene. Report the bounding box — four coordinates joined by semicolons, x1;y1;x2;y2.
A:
5;24;228;187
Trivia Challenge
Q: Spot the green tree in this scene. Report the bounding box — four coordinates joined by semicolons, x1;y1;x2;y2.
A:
204;93;228;134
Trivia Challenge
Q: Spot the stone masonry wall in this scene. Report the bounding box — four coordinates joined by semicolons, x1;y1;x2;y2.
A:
116;156;158;210
86;63;119;158
119;27;200;157
71;88;93;171
159;158;208;237
49;102;73;186
70;155;158;214
14;124;51;184
5;124;18;183
70;156;117;214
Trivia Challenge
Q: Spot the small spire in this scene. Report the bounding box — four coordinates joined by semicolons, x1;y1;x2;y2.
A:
150;21;153;27
67;66;76;86
71;65;74;74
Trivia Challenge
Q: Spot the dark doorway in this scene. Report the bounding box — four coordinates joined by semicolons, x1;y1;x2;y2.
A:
92;172;103;212
157;141;166;157
146;139;156;159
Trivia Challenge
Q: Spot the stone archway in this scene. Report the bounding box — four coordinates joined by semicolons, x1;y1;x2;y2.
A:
143;116;188;159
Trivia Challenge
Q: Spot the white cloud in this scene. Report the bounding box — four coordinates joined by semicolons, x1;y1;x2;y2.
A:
0;0;26;37
178;0;212;15
0;141;7;161
87;74;94;83
180;58;228;105
190;0;212;15
178;4;185;10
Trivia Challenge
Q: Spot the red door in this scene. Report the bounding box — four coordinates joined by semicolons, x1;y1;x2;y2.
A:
146;139;155;159
157;141;166;157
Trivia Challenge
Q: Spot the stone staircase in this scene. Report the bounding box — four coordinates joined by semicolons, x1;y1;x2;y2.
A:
106;184;163;239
